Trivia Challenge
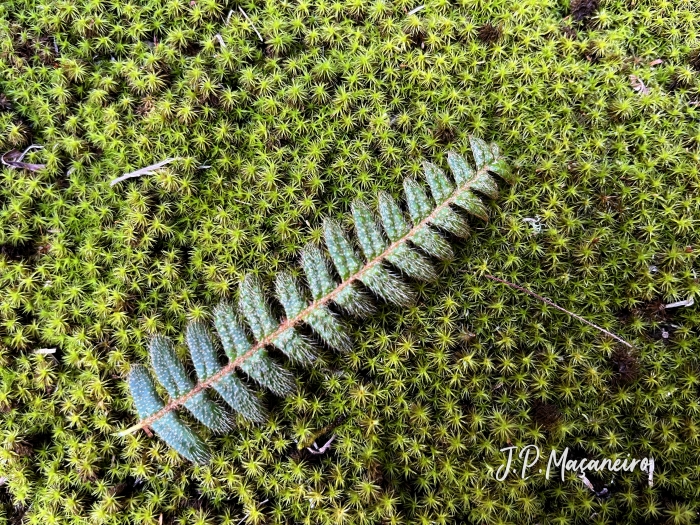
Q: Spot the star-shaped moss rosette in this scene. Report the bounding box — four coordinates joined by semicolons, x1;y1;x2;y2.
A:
120;137;511;463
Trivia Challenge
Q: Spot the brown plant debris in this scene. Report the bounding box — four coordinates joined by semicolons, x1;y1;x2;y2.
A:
477;23;502;44
571;0;600;23
610;348;640;386
689;49;700;71
1;145;45;171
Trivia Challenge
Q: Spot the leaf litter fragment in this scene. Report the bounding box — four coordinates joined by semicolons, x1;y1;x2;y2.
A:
110;157;180;186
1;144;46;171
629;74;650;95
664;297;694;309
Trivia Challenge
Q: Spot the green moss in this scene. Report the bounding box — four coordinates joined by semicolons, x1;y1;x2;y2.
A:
1;0;699;523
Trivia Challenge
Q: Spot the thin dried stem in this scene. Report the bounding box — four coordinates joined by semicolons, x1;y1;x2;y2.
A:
238;7;263;42
482;274;634;348
110;157;180;187
407;5;426;16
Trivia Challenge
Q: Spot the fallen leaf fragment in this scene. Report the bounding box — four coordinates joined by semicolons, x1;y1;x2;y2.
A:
110;157;180;186
665;297;694;309
1;145;46;171
629;74;650;95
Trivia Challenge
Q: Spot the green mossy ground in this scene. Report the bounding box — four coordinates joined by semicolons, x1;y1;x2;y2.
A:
1;0;699;523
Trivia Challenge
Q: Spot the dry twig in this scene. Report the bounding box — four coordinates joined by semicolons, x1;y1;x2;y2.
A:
483;274;634;348
110;158;180;187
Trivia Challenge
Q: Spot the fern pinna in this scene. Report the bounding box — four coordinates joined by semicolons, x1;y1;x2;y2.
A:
122;137;511;463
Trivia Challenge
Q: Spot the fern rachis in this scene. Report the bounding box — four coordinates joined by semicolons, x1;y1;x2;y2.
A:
122;137;512;463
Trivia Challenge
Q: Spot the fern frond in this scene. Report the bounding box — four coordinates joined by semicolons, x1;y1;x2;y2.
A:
122;139;512;462
276;271;352;353
301;244;375;317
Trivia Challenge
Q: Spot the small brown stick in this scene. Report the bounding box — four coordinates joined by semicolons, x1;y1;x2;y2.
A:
483;274;634;348
214;34;226;48
298;415;348;450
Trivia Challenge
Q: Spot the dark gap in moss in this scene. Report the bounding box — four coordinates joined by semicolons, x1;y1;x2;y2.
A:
0;486;26;525
180;41;204;59
350;361;375;395
565;443;588;463
0;93;13;112
529;401;562;431
667;72;687;93
570;0;600;25
559;23;578;40
179;244;192;270
180;476;220;514
636;298;670;323
348;12;367;25
406;31;426;51
1;21;55;65
366;457;387;489
148;235;169;259
539;490;559;517
582;40;602;64
110;475;144;503
609;347;640;387
578;472;611;498
257;368;288;420
0;238;38;262
648;322;676;343
432;124;456;146
22;430;53;457
10;441;33;458
637;488;696;521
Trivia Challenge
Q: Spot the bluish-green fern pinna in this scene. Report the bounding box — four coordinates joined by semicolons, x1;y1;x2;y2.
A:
123;137;511;463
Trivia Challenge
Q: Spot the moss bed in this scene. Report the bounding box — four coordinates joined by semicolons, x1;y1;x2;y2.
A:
1;0;700;523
